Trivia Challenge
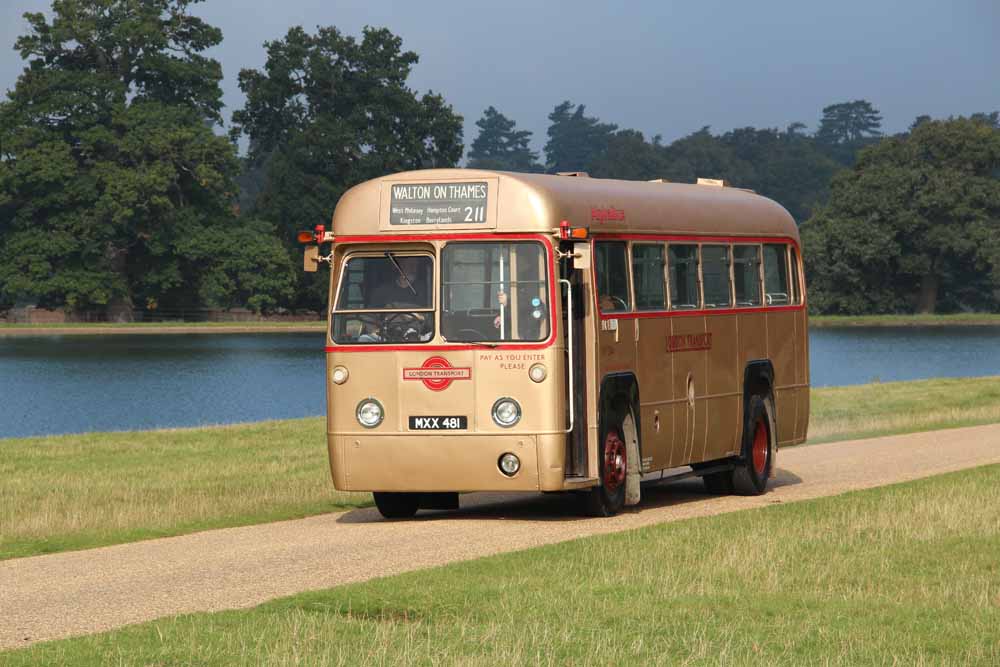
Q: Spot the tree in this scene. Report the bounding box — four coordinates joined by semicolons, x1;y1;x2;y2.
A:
0;0;289;316
815;99;883;165
232;25;464;308
588;130;669;181
720;126;840;222
659;126;754;187
801;117;1000;314
467;106;541;172
543;101;617;174
816;100;883;145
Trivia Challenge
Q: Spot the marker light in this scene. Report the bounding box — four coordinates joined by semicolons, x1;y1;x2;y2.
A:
331;366;349;385
491;398;522;428
297;230;315;243
528;363;547;383
498;453;521;477
356;399;384;428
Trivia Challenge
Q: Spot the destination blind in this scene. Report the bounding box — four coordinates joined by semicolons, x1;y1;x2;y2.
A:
389;181;488;225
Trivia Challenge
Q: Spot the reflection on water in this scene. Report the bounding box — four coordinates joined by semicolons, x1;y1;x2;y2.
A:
809;326;1000;387
2;326;999;438
0;333;325;439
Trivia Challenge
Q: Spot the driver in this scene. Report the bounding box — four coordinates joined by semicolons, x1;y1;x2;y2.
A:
369;256;429;309
359;256;432;342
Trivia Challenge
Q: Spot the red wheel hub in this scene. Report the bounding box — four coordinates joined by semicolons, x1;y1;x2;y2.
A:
752;418;768;476
603;429;627;492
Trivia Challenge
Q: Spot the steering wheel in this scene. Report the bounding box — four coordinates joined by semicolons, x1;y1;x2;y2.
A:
383;312;424;341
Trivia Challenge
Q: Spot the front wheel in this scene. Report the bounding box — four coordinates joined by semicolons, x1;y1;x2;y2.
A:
585;412;630;516
731;394;775;495
373;492;420;519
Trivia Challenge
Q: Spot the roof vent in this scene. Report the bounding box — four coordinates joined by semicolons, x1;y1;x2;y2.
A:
556;171;589;178
696;177;727;187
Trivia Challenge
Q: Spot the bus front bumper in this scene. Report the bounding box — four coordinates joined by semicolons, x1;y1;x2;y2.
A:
327;433;567;492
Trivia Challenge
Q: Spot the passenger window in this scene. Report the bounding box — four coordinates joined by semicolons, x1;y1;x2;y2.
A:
701;245;732;309
668;244;699;309
763;244;790;305
789;246;801;304
733;245;762;307
632;244;666;311
594;241;631;313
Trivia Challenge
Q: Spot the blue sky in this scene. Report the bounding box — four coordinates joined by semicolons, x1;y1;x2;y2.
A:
2;0;997;154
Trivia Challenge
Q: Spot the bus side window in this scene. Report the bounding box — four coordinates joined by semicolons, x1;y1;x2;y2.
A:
594;241;631;313
632;243;666;311
763;244;790;306
733;245;762;307
789;246;802;305
668;244;699;309
701;244;732;309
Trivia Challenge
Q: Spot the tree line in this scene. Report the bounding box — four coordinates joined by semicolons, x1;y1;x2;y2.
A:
1;1;997;318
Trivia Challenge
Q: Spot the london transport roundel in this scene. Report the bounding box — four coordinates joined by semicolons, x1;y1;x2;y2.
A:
401;356;472;391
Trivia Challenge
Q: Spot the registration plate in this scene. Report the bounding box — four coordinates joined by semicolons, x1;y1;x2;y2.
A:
408;416;467;430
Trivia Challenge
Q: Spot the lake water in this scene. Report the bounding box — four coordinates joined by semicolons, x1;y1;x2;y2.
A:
2;326;999;439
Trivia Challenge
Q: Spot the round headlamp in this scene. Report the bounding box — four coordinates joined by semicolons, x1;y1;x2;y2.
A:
491;397;521;428
356;398;384;428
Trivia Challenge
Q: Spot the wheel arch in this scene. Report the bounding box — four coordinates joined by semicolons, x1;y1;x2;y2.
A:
598;372;641;456
598;372;642;505
743;359;775;418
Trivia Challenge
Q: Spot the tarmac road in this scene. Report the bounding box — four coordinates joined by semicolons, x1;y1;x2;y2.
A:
2;423;999;650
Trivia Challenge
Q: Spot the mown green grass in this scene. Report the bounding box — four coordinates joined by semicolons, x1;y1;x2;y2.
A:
809;376;1000;444
7;464;1000;666
4;376;1000;561
810;313;1000;327
0;419;366;560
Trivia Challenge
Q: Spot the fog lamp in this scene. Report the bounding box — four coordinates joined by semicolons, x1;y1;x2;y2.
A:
528;363;547;383
332;366;349;385
491;398;521;427
498;453;521;477
356;398;384;428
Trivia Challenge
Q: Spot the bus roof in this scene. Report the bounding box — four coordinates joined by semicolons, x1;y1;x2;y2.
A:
330;168;799;241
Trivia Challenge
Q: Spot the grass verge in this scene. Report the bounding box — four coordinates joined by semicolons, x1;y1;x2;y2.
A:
810;313;1000;327
6;464;1000;665
3;375;1000;561
808;375;1000;444
0;419;366;560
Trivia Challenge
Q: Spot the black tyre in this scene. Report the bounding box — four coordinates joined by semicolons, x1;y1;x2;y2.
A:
702;470;734;494
585;410;629;517
373;492;420;519
731;394;775;496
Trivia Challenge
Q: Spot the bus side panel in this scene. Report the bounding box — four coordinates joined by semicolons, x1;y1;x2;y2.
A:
668;316;708;466
634;316;671;471
767;309;798;446
705;313;741;460
795;306;811;443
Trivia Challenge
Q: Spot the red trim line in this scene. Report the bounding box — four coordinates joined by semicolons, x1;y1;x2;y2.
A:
326;233;559;353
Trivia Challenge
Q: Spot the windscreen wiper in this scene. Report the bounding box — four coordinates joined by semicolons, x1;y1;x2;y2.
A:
384;251;417;295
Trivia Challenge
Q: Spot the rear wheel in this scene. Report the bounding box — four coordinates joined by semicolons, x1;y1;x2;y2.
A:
373;492;420;519
585;409;629;516
731;394;775;495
